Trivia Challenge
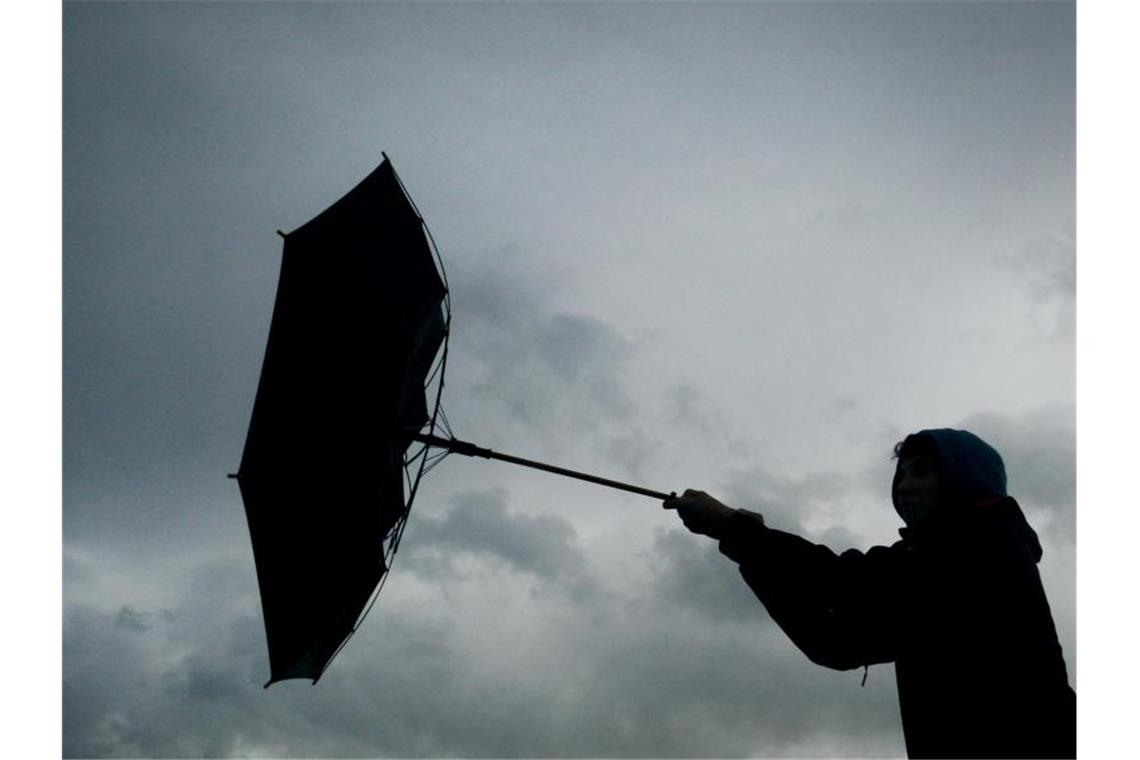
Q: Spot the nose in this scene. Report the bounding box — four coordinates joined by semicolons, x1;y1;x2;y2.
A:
894;472;919;499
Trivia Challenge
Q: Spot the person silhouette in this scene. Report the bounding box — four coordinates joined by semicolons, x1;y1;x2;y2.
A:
664;428;1075;759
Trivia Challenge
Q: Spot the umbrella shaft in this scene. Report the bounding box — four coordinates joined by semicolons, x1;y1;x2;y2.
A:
411;433;673;501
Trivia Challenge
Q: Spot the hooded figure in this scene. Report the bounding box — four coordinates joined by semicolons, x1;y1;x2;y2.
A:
666;429;1075;759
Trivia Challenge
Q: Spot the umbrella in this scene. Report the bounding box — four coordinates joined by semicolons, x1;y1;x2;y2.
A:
233;155;669;686
231;155;449;685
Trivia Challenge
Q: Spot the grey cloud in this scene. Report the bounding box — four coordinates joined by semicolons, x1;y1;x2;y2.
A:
826;396;860;419
64;567;907;756
65;602;269;758
436;245;659;486
402;488;599;600
447;247;637;436
647;527;770;624
65;522;904;758
64;605;167;758
1001;226;1075;341
173;657;247;703
61;1;1071;756
669;384;711;433
113;605;153;633
64;557;310;758
723;406;1076;549
957;405;1075;544
712;406;1076;550
815;523;868;551
359;601;903;757
563;615;904;757
721;465;865;546
668;383;755;460
61;503;918;760
602;426;662;481
1008;227;1076;302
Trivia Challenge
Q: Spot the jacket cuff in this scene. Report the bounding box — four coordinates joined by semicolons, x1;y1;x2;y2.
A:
717;508;768;564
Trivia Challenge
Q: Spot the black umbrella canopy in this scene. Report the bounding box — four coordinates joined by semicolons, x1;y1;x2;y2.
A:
235;157;448;685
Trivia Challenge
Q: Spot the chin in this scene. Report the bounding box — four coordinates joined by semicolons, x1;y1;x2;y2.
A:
899;507;929;529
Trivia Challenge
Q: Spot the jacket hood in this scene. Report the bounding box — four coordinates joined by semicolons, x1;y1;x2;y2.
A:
895;428;1042;562
898;428;1008;504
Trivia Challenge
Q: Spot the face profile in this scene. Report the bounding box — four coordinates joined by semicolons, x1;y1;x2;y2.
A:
892;454;941;529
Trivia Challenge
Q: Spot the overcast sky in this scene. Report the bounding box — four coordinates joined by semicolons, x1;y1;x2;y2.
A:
63;2;1075;757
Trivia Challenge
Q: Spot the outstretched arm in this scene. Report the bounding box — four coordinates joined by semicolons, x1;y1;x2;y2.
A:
665;490;903;670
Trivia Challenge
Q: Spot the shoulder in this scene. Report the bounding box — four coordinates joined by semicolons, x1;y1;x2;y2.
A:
835;540;910;576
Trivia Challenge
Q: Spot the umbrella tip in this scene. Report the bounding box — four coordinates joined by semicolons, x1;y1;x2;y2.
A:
227;472;239;479
275;229;286;238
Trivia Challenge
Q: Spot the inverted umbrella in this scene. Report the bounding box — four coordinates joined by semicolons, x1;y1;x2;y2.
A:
232;155;670;686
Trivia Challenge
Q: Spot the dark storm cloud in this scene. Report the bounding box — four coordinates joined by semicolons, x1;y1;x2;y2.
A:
113;605;155;633
431;246;754;502
64;551;905;759
173;656;249;704
60;0;1073;756
65;598;282;758
401;487;598;600
62;496;901;759
60;424;1069;758
439;245;658;483
447;246;637;434
64;549;308;756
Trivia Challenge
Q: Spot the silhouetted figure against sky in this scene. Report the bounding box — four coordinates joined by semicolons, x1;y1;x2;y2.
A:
665;429;1076;759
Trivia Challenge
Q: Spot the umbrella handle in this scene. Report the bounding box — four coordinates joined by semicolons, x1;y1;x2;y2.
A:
412;432;675;501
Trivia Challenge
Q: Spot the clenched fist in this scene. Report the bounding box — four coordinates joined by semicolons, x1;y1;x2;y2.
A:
663;489;739;539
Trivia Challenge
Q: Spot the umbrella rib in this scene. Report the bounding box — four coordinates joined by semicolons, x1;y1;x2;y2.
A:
422;448;451;475
437;406;454;439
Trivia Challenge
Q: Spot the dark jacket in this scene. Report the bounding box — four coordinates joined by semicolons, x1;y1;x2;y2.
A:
718;430;1075;758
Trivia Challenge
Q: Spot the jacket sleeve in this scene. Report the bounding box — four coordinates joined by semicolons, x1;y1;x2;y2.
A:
717;509;904;670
